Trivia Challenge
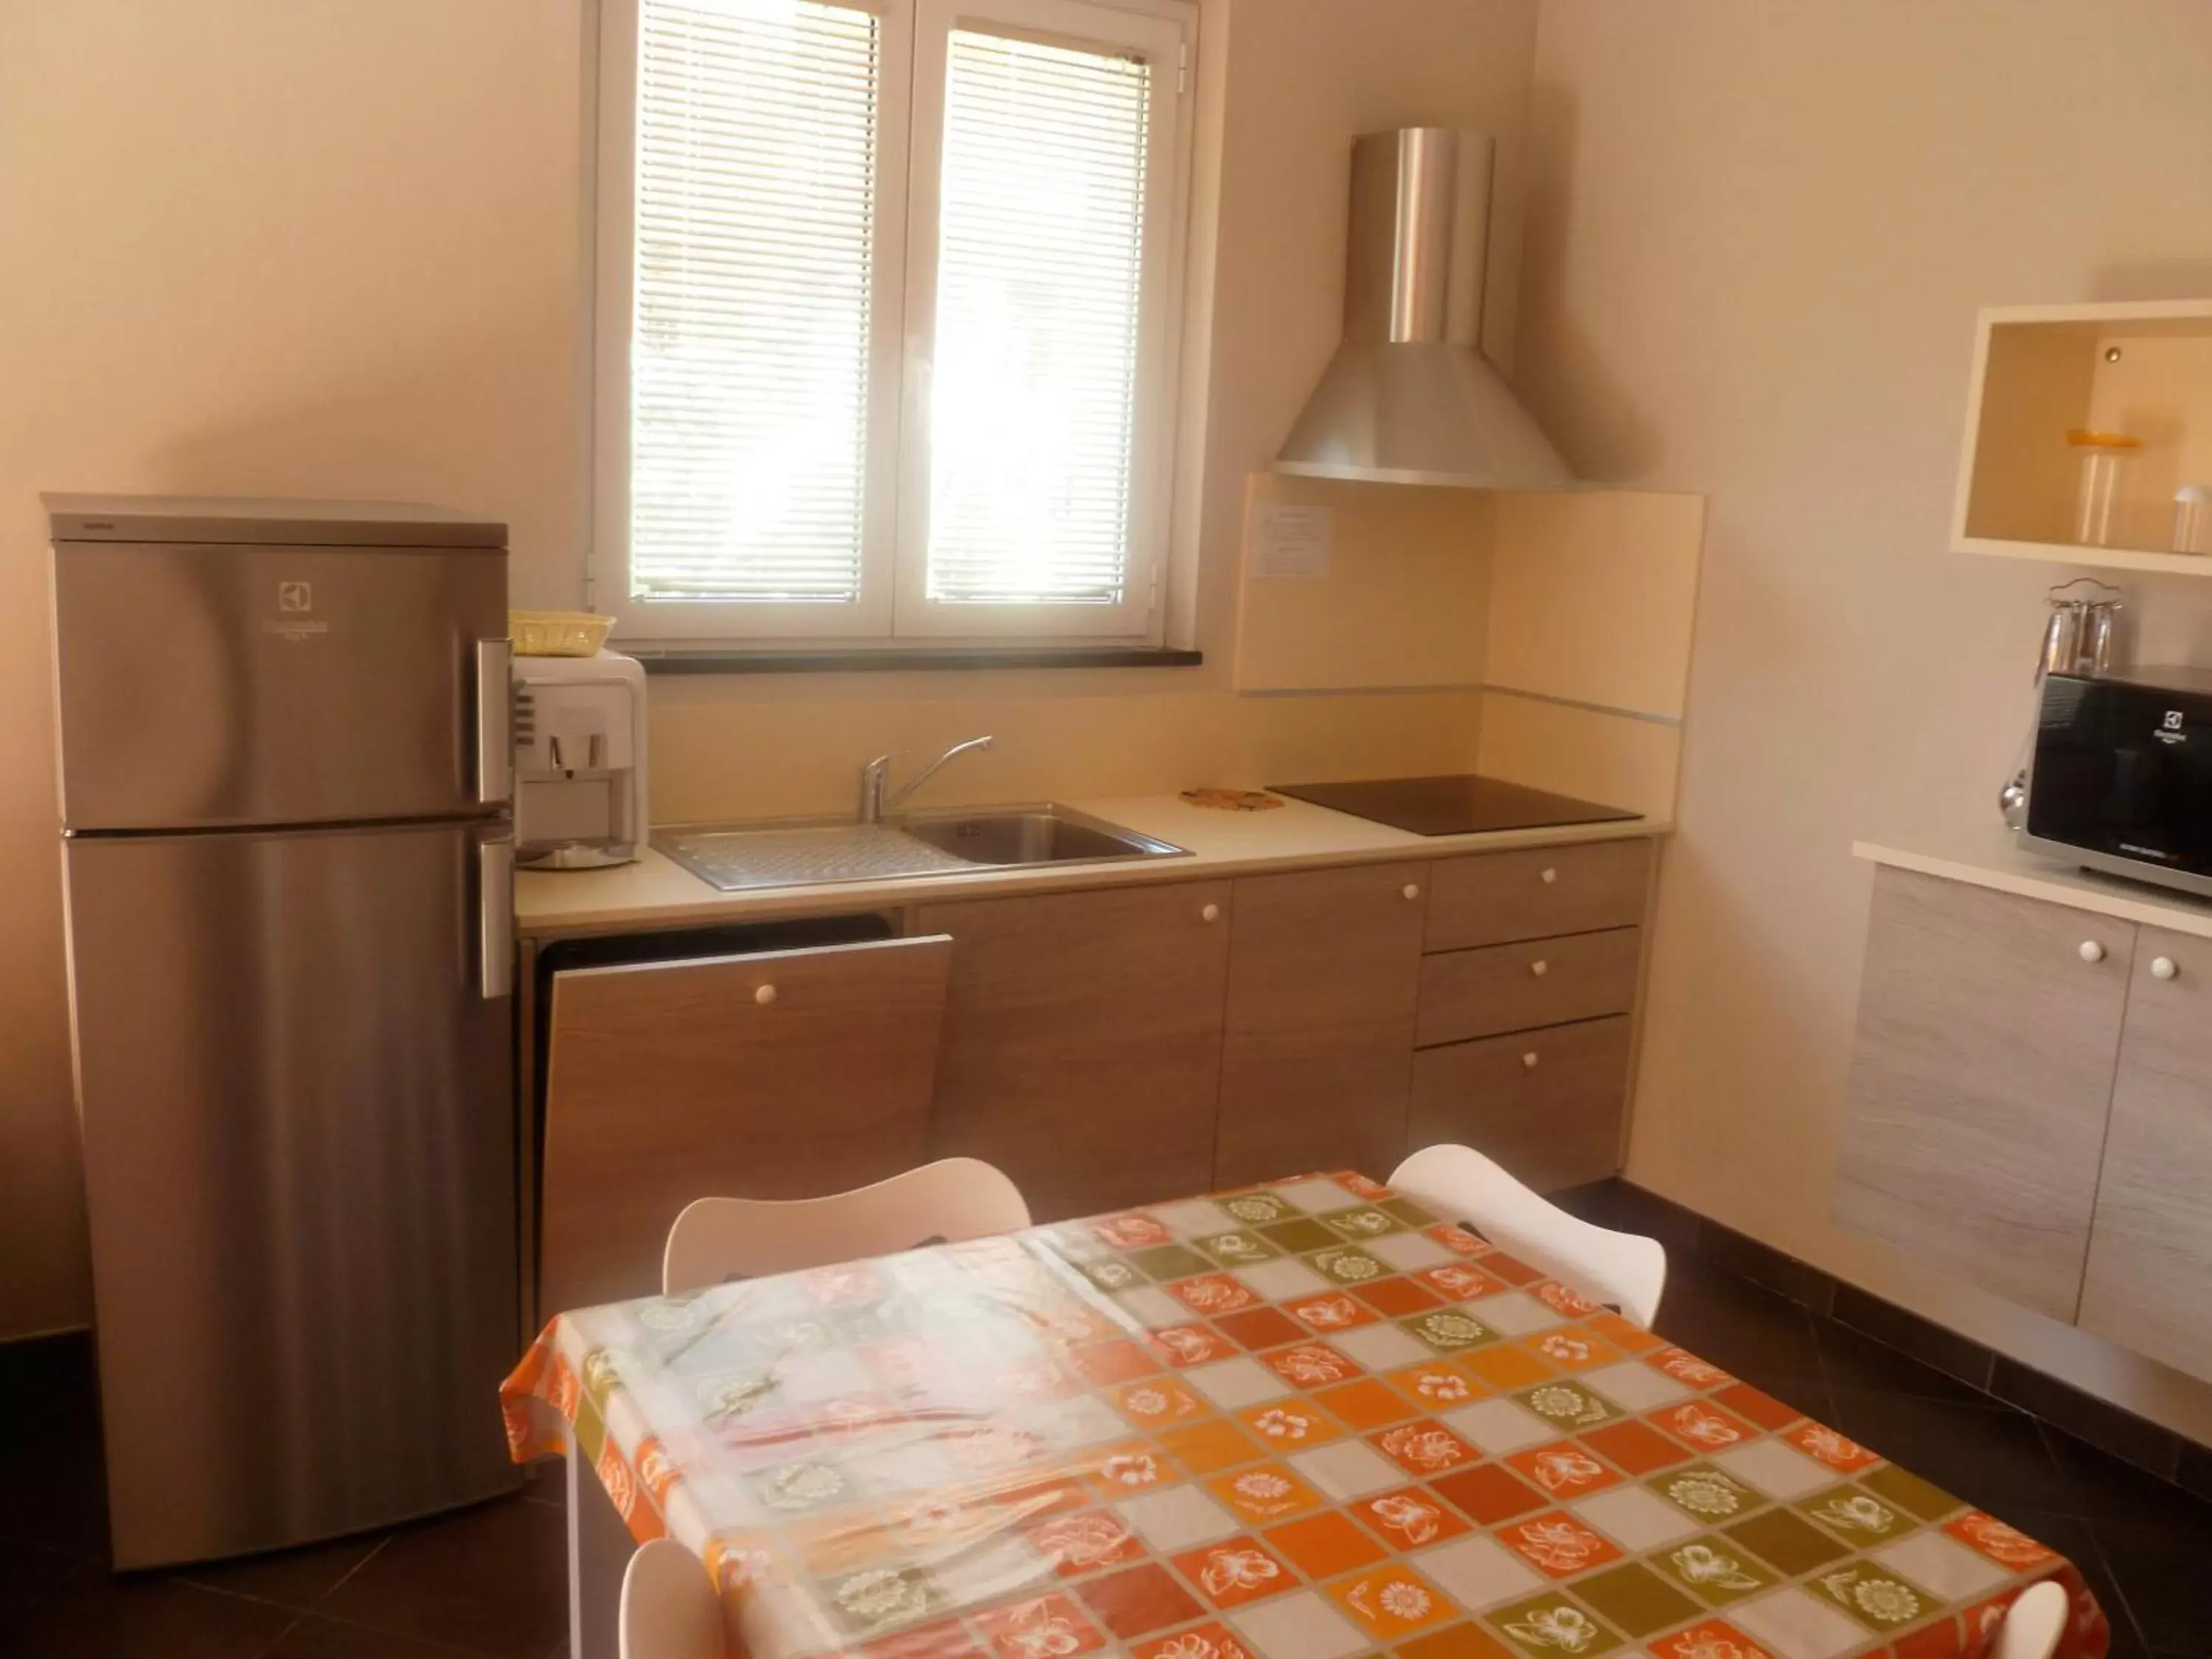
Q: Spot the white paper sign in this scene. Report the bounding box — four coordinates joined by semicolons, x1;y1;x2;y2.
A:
1249;504;1333;578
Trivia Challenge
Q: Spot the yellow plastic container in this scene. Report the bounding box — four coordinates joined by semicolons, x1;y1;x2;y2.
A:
509;611;615;657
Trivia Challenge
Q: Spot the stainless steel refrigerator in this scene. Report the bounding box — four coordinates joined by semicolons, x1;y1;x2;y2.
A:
48;495;523;1568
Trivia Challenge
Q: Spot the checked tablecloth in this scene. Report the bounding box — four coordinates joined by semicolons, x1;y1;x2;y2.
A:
500;1172;2107;1659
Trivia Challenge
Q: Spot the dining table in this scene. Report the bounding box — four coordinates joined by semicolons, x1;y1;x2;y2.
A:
500;1170;2110;1659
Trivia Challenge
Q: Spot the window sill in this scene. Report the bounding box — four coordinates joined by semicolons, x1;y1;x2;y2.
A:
631;645;1204;675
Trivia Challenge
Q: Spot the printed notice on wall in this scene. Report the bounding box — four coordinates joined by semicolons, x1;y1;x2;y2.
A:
1248;504;1333;578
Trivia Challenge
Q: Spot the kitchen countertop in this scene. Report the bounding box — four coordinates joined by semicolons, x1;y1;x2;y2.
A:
517;792;1666;937
1856;822;2212;942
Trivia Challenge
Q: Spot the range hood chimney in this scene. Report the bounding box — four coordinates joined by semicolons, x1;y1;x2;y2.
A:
1275;128;1573;490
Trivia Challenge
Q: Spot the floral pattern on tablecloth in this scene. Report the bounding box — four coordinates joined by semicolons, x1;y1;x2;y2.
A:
500;1173;2108;1659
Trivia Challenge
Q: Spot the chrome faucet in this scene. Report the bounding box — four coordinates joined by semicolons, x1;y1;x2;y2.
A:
859;735;995;824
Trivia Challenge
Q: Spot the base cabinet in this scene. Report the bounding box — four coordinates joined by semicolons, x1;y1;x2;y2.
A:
1404;837;1650;1194
524;833;1658;1297
1836;866;2131;1321
2078;927;2212;1380
1411;1015;1632;1193
919;881;1232;1221
1214;861;1427;1189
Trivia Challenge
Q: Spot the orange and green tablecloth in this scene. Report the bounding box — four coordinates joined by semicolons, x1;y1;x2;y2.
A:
500;1172;2109;1659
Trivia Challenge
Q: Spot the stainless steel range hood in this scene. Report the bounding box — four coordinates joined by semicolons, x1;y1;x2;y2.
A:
1276;128;1573;490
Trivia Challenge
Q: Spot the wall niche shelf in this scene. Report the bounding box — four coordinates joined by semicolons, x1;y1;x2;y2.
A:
1954;298;2212;575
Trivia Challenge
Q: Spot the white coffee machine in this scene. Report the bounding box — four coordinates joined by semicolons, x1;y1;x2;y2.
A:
513;650;648;869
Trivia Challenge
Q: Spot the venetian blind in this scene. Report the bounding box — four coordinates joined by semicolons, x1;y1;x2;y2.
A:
630;0;880;602
923;29;1152;606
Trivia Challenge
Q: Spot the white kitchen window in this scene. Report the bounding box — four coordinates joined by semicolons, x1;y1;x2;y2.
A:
594;0;1193;647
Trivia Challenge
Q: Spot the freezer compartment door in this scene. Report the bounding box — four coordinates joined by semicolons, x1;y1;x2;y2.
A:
66;820;521;1567
52;540;507;830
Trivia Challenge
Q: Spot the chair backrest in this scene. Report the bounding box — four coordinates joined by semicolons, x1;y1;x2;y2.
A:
1992;1579;2069;1659
619;1536;723;1659
661;1157;1033;1294
1388;1144;1668;1326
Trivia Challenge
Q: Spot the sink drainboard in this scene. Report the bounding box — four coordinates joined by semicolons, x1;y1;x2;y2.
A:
658;824;975;892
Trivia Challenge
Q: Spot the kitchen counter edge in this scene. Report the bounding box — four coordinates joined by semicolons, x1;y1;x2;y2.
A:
1854;823;2212;942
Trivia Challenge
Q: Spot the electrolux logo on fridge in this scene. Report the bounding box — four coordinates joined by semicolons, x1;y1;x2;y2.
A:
265;578;329;642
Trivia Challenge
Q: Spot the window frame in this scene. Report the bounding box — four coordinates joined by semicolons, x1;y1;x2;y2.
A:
591;0;1195;651
594;0;915;641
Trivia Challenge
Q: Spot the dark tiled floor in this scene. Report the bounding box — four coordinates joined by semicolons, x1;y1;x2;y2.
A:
0;1329;569;1659
7;1198;2212;1656
1554;1186;2212;1658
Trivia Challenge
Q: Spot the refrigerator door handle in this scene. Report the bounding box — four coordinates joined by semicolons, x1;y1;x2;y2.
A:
474;639;514;805
478;833;515;1000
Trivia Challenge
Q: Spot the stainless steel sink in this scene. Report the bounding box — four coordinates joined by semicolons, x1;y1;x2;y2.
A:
900;806;1185;867
655;804;1188;892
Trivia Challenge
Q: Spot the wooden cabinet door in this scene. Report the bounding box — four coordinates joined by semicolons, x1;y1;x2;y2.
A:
2079;928;2212;1380
1834;867;2131;1321
1411;1015;1632;1194
1214;861;1427;1189
540;934;952;1312
919;881;1232;1221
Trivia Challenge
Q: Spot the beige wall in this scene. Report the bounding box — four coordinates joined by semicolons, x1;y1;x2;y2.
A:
0;0;587;1340
0;0;1540;1337
1523;0;2212;1439
644;0;1543;824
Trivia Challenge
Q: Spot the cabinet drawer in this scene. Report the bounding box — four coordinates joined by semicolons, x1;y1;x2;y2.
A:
1416;926;1641;1048
1411;1015;1632;1193
1425;838;1651;951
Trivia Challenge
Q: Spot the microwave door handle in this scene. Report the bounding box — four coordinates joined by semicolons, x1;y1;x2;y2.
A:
475;638;513;805
478;832;515;1001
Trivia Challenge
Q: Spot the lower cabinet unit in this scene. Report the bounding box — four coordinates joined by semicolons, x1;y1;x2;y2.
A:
1835;866;2132;1322
538;933;953;1311
1402;838;1652;1194
518;832;1663;1303
1214;860;1428;1189
2077;926;2212;1380
919;880;1232;1222
1410;1015;1633;1194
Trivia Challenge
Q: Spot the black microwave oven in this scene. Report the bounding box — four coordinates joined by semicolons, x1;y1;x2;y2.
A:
2025;669;2212;899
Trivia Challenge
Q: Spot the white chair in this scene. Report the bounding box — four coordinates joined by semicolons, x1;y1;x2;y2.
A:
619;1535;723;1659
1992;1579;2069;1659
661;1156;1032;1294
1388;1144;1668;1326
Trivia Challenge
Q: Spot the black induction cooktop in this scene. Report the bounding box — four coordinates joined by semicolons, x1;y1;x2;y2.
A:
1266;773;1642;837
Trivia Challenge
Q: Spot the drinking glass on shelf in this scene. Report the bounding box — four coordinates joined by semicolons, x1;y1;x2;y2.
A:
2070;429;2140;546
2175;484;2211;554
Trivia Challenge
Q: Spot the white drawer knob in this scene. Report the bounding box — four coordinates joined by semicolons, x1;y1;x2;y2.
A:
754;984;779;1005
1540;868;1558;885
2153;955;2180;981
2079;940;2106;964
1530;959;1549;978
1200;902;1221;922
1521;1051;1540;1070
1402;883;1422;900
